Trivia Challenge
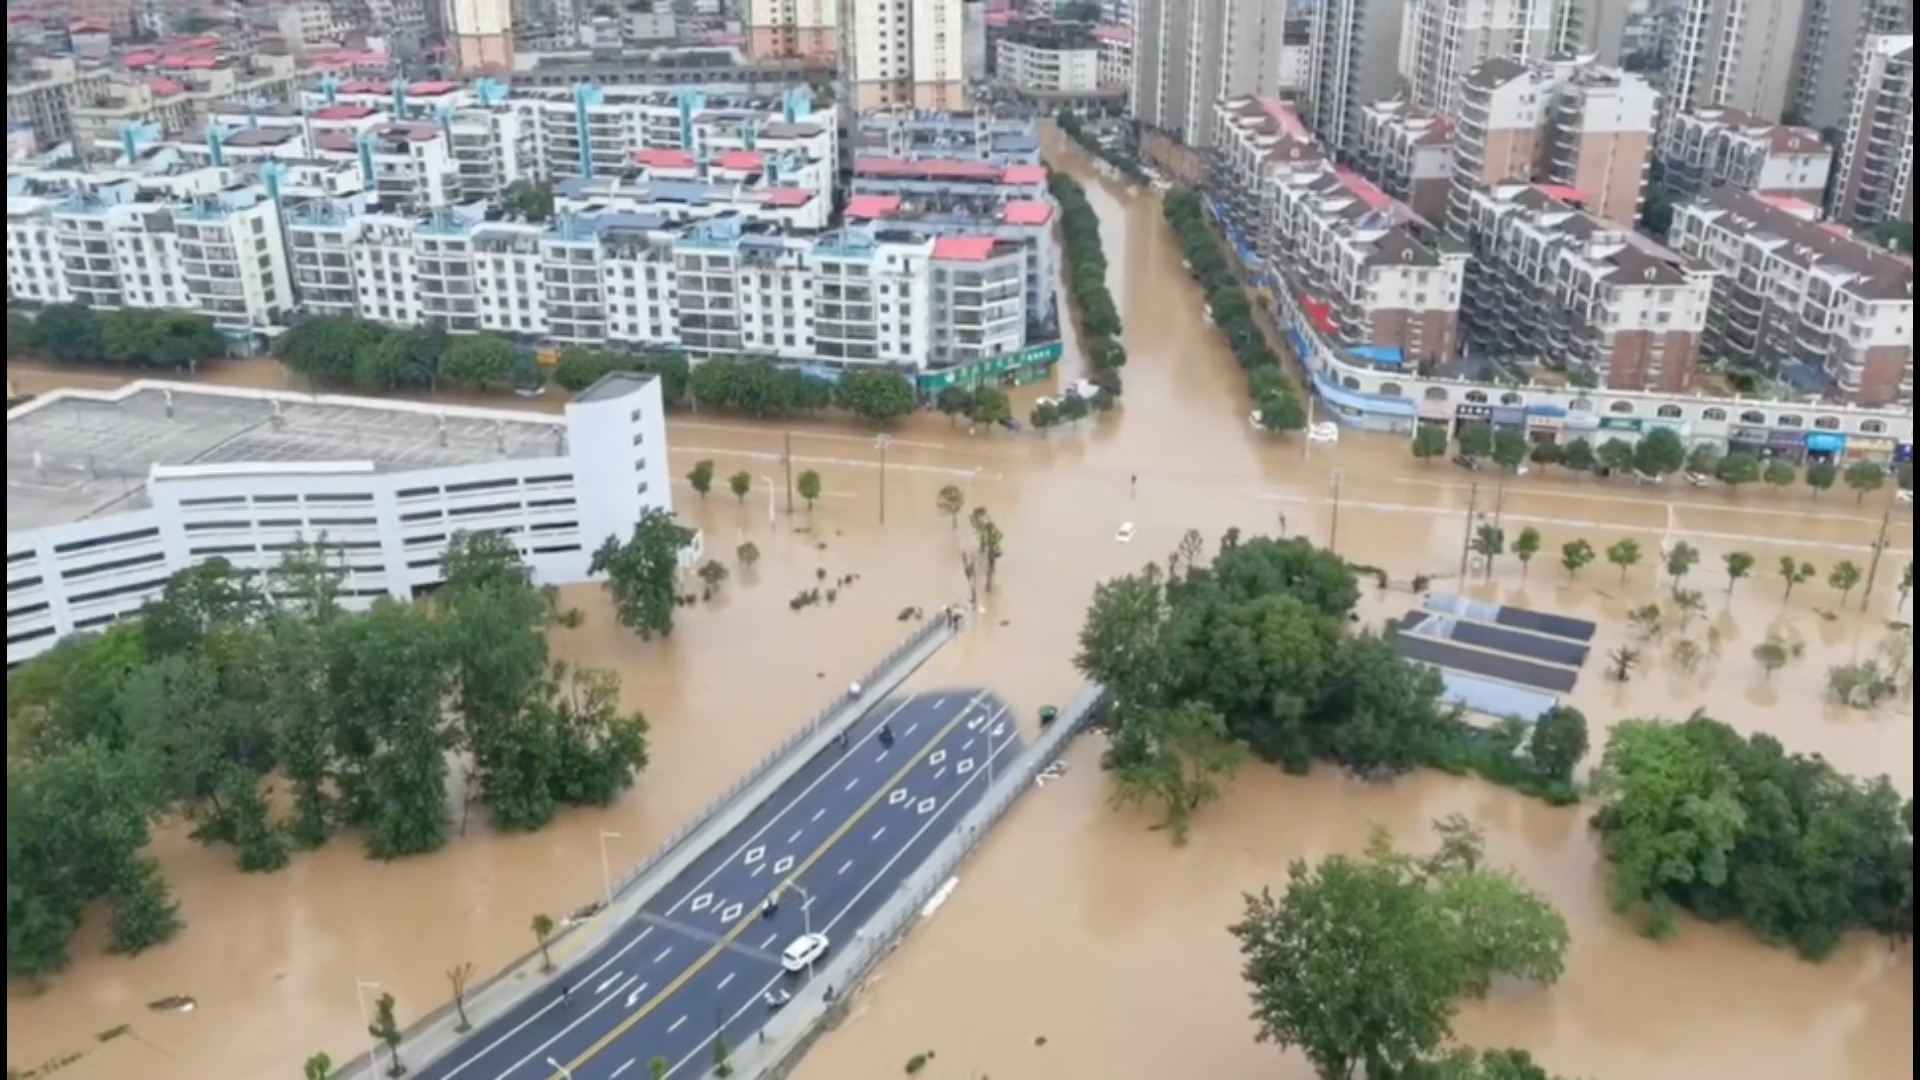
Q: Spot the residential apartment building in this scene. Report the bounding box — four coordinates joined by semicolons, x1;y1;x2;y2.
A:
7;55;112;149
448;0;515;72
1669;187;1913;406
1132;0;1295;145
1656;0;1806;131
1266;162;1469;368
1457;183;1716;392
843;0;967;111
1096;25;1134;93
1828;34;1913;228
850;108;1041;165
1447;56;1658;234
1209;96;1327;241
1659;106;1832;203
993;22;1115;102
1354;100;1454;223
1400;0;1553;115
1548;0;1630;64
1789;0;1909;132
1305;0;1406;155
746;0;839;60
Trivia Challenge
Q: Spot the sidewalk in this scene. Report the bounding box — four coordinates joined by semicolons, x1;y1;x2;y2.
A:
331;611;960;1080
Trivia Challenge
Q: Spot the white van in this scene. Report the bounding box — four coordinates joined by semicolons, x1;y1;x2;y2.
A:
781;932;829;973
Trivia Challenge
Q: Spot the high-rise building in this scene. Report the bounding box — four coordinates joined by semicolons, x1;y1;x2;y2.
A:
1401;0;1552;115
1656;0;1806;132
1305;0;1405;155
747;0;840;61
1549;0;1630;65
841;0;967;111
1828;34;1913;227
1446;56;1658;232
1131;0;1292;145
1659;105;1833;204
446;0;514;72
1789;0;1910;132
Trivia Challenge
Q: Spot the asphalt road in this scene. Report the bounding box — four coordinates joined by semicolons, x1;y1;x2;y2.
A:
417;690;1022;1080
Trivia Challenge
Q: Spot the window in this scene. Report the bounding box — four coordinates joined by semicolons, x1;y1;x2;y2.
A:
1739;410;1766;424
1608;401;1634;415
1702;407;1727;422
1814;416;1841;430
1499;392;1524;406
1861;419;1887;434
1656;404;1683;419
1465;390;1489;403
1776;414;1803;428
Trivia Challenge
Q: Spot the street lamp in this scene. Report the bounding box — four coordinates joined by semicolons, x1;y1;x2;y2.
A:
758;474;777;527
547;1056;575;1080
598;830;620;909
354;979;384;1079
1327;470;1345;553
781;883;816;935
875;434;894;524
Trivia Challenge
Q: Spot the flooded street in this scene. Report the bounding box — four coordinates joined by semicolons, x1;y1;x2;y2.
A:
6;132;1912;1080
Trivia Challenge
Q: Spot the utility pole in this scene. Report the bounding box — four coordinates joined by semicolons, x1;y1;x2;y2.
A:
875;434;893;524
1861;497;1895;608
1457;481;1480;581
1327;470;1344;553
782;431;794;516
1492;479;1508;532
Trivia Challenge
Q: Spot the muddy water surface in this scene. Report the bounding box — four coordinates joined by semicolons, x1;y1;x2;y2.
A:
6;132;1913;1080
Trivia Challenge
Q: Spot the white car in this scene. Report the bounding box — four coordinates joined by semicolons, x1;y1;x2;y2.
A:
1115;522;1137;544
781;932;830;973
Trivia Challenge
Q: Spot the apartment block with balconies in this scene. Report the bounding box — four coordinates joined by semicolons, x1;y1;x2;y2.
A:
1354;101;1456;223
1209;97;1327;248
1828;34;1913;228
1660;105;1834;203
1401;0;1554;115
1266;162;1469;368
1669;187;1913;405
1457;183;1717;392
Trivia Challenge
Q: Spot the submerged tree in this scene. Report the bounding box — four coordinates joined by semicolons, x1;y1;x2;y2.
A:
590;508;697;639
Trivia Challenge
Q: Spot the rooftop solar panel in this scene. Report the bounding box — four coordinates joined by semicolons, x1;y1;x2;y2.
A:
1392;631;1580;694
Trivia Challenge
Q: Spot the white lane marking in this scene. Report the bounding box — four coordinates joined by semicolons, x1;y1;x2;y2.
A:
837;858;854;876
934;767;948;781
962;738;975;752
658;703;1019;1080
625;982;650;1008
905;722;918;736
717;972;736;991
431;924;654;1080
654;946;673;963
845;777;860;791
750;863;766;878
933;697;946;709
872;825;887;841
760;933;781;949
668;1015;688;1034
469;693;989;1079
811;808;825;822
612;1060;635;1079
875;751;889;763
596;971;623;994
788;829;804;844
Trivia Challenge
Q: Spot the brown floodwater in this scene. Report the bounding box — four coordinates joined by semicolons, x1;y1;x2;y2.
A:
5;131;1912;1080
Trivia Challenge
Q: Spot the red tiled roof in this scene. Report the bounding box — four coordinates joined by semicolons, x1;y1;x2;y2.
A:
759;187;813;207
1260;100;1310;142
188;36;221;48
8;13;39;24
1095;24;1131;44
409;80;456;95
312;105;377;121
932;236;999;261
1535;184;1585;205
1001;200;1053;226
846;194;903;220
1334;166;1392;211
159;54;192;67
70;18;107;32
316;132;357;153
182;57;218;69
150;79;184;96
1001;164;1048;185
855;157;1004;181
125;50;157;67
341;79;388;94
716;150;765;171
633;148;697;169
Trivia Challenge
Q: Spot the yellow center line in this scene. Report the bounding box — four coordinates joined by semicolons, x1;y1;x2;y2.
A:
551;702;978;1078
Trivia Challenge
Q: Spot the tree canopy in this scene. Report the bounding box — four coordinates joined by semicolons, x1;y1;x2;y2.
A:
14;305;226;370
590;507;697;639
6;540;650;983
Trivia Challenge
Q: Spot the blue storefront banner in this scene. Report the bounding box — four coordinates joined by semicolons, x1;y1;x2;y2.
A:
1804;433;1846;455
1309;371;1415;418
1491;406;1526;426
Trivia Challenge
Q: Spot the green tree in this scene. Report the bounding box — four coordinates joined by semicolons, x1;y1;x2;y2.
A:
1528;705;1589;783
1762;459;1797;491
34;303;104;363
1714;452;1761;490
1751;634;1799;681
107;855;183;955
1456;424;1494;459
1828;560;1864;605
590;508;696;640
1899;561;1913;611
7;307;44;356
447;962;475;1032
532;913;557;973
1686;442;1722;475
1898;462;1914;492
369;991;406;1077
1606;538;1642;582
1491;428;1530;472
276;315;390;385
503;179;556;223
1560;539;1595;579
965;385;1013;427
713;1033;734;1078
1597;438;1636;473
1075;566;1170;707
1470;523;1506;581
971;508;1006;592
736;541;760;569
728;470;752;504
1412;426;1450;463
1255;388;1307;432
1512;527;1542;578
1558;439;1596;473
937;484;966;528
1804;460;1838;497
682;459;715;500
1844;460;1887;504
796;469;823;512
1778;556;1816;601
303;1052;333;1080
1722;551;1755;603
835;368;918;424
1664;541;1700;592
1633;427;1686;476
1408;1048;1579;1080
697;558;730;594
1528;440;1561;471
552;346;615;391
325;602;452;858
1104;699;1247;843
439;335;516;390
648;1059;669;1080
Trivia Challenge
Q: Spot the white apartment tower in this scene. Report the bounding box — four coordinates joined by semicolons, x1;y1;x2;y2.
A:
1789;0;1911;131
1402;0;1553;115
1132;0;1292;145
445;0;513;73
1656;0;1806;132
748;0;839;61
1829;34;1914;227
1548;0;1630;65
1307;0;1406;156
841;0;966;111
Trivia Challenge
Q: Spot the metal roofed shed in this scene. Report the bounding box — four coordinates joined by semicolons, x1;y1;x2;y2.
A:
1433;669;1561;725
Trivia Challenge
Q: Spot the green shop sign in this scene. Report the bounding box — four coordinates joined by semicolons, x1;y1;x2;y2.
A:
916;341;1064;392
1599;417;1643;432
